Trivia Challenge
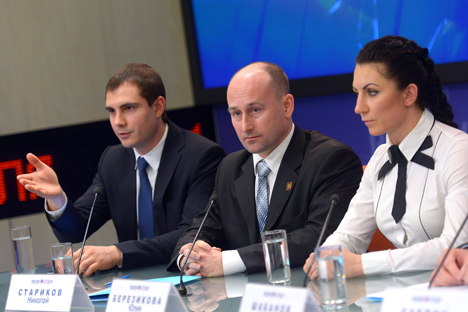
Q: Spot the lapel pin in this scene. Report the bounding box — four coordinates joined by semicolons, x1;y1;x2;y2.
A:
286;181;292;191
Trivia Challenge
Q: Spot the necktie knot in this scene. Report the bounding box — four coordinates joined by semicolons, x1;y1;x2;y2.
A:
378;136;434;224
257;160;271;178
138;157;149;173
388;145;406;165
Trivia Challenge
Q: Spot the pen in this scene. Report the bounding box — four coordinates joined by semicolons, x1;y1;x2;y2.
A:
364;297;382;302
105;275;130;287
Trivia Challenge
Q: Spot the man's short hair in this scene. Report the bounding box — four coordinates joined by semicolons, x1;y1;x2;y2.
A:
233;62;290;101
106;63;167;121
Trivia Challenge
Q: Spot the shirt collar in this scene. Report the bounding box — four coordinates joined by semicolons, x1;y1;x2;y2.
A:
386;109;434;160
133;123;169;170
253;123;295;176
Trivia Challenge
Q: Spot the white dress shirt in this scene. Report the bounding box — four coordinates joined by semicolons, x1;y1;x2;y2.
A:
133;124;168;239
221;124;295;275
324;109;468;275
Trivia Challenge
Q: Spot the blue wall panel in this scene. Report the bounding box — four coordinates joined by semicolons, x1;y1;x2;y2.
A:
215;83;468;165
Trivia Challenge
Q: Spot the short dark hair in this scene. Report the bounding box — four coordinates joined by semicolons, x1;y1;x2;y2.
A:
106;63;167;122
356;35;457;128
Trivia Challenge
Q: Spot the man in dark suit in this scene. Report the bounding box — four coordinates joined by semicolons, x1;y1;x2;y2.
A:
168;62;362;276
17;63;226;276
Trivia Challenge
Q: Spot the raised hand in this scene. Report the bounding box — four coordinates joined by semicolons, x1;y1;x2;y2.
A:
17;153;66;210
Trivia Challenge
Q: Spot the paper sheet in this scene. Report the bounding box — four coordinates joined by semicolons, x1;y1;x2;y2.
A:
89;275;201;302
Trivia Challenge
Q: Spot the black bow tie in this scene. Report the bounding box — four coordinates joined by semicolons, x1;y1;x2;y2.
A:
378;136;435;223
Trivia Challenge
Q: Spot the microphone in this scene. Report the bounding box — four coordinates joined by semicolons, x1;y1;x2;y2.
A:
179;193;218;296
76;186;101;276
303;194;340;287
428;210;468;289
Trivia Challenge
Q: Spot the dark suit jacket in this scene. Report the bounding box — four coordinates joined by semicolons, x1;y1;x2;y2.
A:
168;126;362;274
47;120;226;269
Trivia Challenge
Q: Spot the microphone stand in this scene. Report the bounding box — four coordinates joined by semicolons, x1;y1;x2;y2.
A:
179;195;218;296
303;194;339;287
77;187;101;276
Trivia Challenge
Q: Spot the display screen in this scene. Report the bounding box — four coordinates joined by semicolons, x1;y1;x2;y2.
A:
183;0;468;104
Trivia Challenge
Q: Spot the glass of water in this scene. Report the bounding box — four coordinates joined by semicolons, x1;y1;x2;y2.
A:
10;226;36;273
261;229;291;284
50;242;75;274
315;245;348;310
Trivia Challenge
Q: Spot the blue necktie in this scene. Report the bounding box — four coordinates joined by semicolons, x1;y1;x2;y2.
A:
138;157;154;239
256;160;271;233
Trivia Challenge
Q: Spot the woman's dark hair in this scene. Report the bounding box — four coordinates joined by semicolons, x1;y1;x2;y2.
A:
356;35;457;128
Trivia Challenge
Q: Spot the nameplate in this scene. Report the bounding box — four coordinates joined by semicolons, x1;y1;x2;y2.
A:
239;283;321;312
381;288;467;312
105;279;187;312
5;274;93;312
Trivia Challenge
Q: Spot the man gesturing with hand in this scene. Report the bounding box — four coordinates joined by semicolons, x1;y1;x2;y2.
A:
18;63;225;276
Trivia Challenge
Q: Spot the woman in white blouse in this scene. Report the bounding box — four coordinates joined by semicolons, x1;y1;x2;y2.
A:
304;35;468;279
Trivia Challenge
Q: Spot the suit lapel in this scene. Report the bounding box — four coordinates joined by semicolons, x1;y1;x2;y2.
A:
153;121;183;234
234;156;258;244
264;127;305;231
119;148;139;239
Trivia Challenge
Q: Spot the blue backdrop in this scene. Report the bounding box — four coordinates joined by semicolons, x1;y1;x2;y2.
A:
214;83;468;164
193;0;468;89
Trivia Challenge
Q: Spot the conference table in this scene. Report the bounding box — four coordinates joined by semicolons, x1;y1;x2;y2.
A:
0;263;433;311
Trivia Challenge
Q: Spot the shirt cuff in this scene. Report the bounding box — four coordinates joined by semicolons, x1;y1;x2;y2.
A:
118;251;123;269
222;250;246;276
362;250;391;275
44;196;68;221
176;254;184;271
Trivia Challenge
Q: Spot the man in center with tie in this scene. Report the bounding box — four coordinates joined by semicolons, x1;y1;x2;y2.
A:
168;61;362;276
